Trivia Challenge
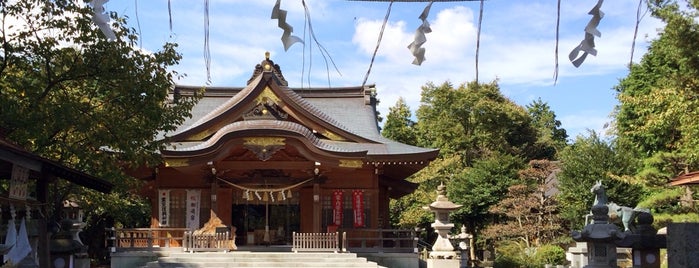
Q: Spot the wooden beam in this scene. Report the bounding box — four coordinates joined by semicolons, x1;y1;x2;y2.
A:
220;176;311;186
216;160;315;170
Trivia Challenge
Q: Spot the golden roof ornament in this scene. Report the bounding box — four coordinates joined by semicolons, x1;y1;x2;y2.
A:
247;51;289;86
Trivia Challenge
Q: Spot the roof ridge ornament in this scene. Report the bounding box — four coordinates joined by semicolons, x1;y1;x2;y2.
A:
247;52;289;86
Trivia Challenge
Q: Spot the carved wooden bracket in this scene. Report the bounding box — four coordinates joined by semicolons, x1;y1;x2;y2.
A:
243;137;286;161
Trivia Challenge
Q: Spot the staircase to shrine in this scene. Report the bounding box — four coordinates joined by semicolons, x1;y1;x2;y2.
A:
140;251;387;268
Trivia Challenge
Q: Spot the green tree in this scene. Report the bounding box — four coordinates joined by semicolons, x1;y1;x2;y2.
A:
447;153;525;233
557;132;643;230
0;1;199;260
381;97;417;145
614;0;699;185
481;160;564;248
390;154;463;246
393;80;552;242
526;98;568;159
611;0;699;230
415;81;539;163
391;154;463;228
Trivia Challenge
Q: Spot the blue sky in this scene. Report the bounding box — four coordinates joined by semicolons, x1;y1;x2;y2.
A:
105;0;664;139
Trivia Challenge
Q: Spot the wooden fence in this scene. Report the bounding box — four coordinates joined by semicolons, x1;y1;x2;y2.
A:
105;228;188;251
183;230;235;252
291;232;342;253
106;228;417;254
344;229;417;253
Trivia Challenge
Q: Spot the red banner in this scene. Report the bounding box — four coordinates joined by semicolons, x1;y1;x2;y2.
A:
353;190;365;227
332;190;343;226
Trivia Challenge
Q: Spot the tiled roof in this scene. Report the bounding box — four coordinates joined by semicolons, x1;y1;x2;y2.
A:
164;57;437;161
167;85;437;160
165;120;366;155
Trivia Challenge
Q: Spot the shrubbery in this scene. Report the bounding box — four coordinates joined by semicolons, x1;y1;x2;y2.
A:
493;241;567;268
532;244;567;266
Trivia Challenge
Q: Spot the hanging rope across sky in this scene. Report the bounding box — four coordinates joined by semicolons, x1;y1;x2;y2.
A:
350;0;485;87
97;1;649;87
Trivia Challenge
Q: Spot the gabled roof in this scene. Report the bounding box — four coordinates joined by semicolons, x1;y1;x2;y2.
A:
167;73;373;144
162;54;438;167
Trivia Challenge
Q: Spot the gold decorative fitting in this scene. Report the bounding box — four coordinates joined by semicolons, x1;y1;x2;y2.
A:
243;137;286;161
322;130;346;141
256;87;281;105
164;159;189;167
339;159;364;168
244;137;286;147
189;129;213;141
264;64;271;71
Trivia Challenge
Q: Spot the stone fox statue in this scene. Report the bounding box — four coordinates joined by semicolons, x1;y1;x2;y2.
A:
589;180;649;231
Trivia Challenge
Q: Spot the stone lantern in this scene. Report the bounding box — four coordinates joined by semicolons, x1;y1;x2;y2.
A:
450;225;473;268
424;183;462;268
49;200;89;268
61;200;85;245
572;201;625;267
615;212;666;268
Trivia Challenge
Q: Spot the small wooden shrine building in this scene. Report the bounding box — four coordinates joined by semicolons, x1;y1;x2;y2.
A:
0;136;113;266
141;53;438;246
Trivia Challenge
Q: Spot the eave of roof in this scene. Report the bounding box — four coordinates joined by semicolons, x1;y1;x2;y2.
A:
0;139;113;193
168;86;437;157
670;171;699;186
163;120;368;158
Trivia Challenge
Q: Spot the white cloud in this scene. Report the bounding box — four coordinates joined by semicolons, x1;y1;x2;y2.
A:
353;18;410;61
107;0;669;139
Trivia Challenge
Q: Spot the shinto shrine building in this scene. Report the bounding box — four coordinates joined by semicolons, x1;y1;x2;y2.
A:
139;53;438;246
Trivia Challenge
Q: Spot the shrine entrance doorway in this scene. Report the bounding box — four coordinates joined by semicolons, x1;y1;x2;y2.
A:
232;199;300;246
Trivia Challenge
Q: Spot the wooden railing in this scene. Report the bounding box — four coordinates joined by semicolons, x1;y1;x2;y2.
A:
344;229;417;253
183;230;235;252
105;228;189;251
107;228;417;254
292;232;342;253
290;229;417;254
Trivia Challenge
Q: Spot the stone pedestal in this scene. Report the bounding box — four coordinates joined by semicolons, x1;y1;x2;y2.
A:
566;242;589;268
667;223;699;268
426;258;460;268
49;220;87;268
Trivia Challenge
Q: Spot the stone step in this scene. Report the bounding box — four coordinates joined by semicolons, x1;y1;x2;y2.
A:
143;262;381;267
166;252;362;258
141;252;383;268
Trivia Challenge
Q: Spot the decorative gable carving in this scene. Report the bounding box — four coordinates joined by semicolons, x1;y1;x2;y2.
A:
243;137;286;161
244;87;288;121
243;102;288;121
